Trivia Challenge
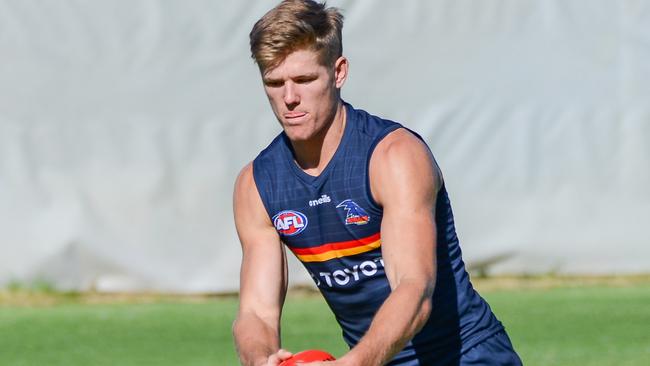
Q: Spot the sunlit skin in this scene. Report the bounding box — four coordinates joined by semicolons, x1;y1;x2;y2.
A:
261;49;348;175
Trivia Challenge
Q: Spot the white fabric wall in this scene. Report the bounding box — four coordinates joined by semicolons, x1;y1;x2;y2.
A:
1;0;648;292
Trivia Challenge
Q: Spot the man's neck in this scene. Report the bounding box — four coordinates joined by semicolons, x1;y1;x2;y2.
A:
291;102;346;176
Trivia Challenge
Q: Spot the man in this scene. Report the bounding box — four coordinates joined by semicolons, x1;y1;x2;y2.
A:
233;1;522;365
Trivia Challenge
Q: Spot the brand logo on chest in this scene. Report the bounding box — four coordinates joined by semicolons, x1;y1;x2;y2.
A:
308;194;331;207
272;210;308;236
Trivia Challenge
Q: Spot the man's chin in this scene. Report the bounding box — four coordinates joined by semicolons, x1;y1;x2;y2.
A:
284;131;312;142
282;126;313;142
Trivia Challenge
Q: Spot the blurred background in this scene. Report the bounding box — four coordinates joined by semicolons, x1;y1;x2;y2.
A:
1;0;649;293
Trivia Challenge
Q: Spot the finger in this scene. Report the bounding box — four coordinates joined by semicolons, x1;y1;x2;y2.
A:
277;348;293;360
268;349;294;365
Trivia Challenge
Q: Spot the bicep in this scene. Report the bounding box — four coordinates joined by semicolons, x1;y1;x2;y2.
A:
369;130;441;289
234;164;287;320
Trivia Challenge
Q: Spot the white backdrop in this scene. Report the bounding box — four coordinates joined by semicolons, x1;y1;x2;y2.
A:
1;0;648;292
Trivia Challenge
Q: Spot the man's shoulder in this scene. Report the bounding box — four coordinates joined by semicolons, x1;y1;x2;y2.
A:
369;128;442;200
376;128;426;152
233;162;255;200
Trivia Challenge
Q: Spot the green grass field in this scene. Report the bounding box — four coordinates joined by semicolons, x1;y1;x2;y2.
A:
1;282;649;365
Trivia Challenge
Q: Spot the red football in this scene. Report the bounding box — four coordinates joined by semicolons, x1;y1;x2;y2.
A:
279;350;336;365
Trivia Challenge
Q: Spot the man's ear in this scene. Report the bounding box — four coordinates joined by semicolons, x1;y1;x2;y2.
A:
333;56;349;88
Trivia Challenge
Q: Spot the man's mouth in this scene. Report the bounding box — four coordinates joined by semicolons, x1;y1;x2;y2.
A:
283;112;307;125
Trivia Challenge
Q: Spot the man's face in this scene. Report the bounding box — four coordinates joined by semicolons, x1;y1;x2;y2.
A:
262;49;346;142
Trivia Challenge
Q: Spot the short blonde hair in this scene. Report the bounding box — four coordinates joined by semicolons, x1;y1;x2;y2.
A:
249;0;344;74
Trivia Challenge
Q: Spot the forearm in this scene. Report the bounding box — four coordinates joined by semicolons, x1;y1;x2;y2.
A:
233;312;281;366
343;280;434;366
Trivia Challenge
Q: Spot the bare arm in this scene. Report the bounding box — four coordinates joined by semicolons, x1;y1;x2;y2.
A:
319;129;442;366
232;163;292;366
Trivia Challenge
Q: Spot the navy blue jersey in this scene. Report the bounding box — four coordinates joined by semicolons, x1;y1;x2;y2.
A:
253;103;505;365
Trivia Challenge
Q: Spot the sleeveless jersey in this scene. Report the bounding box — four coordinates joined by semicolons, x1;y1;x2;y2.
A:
253;103;504;365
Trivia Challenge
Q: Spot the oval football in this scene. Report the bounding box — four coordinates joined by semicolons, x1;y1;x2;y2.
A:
279;350;336;365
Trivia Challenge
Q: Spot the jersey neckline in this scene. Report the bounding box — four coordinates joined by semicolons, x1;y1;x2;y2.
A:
280;101;354;188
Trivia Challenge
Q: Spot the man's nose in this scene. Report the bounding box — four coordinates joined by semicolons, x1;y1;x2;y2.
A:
283;82;299;105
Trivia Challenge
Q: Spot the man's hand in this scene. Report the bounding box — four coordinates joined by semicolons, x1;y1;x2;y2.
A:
261;349;293;366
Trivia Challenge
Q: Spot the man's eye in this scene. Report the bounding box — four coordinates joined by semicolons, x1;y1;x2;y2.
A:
265;81;283;88
295;78;315;84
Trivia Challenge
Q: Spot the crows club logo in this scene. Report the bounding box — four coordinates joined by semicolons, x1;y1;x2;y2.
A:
273;210;308;236
336;199;370;225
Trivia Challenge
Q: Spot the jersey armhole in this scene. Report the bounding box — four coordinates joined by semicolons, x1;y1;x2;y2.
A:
251;158;276;221
364;124;404;212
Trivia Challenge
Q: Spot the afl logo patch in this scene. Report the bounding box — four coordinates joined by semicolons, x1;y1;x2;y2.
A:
273;210;308;236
